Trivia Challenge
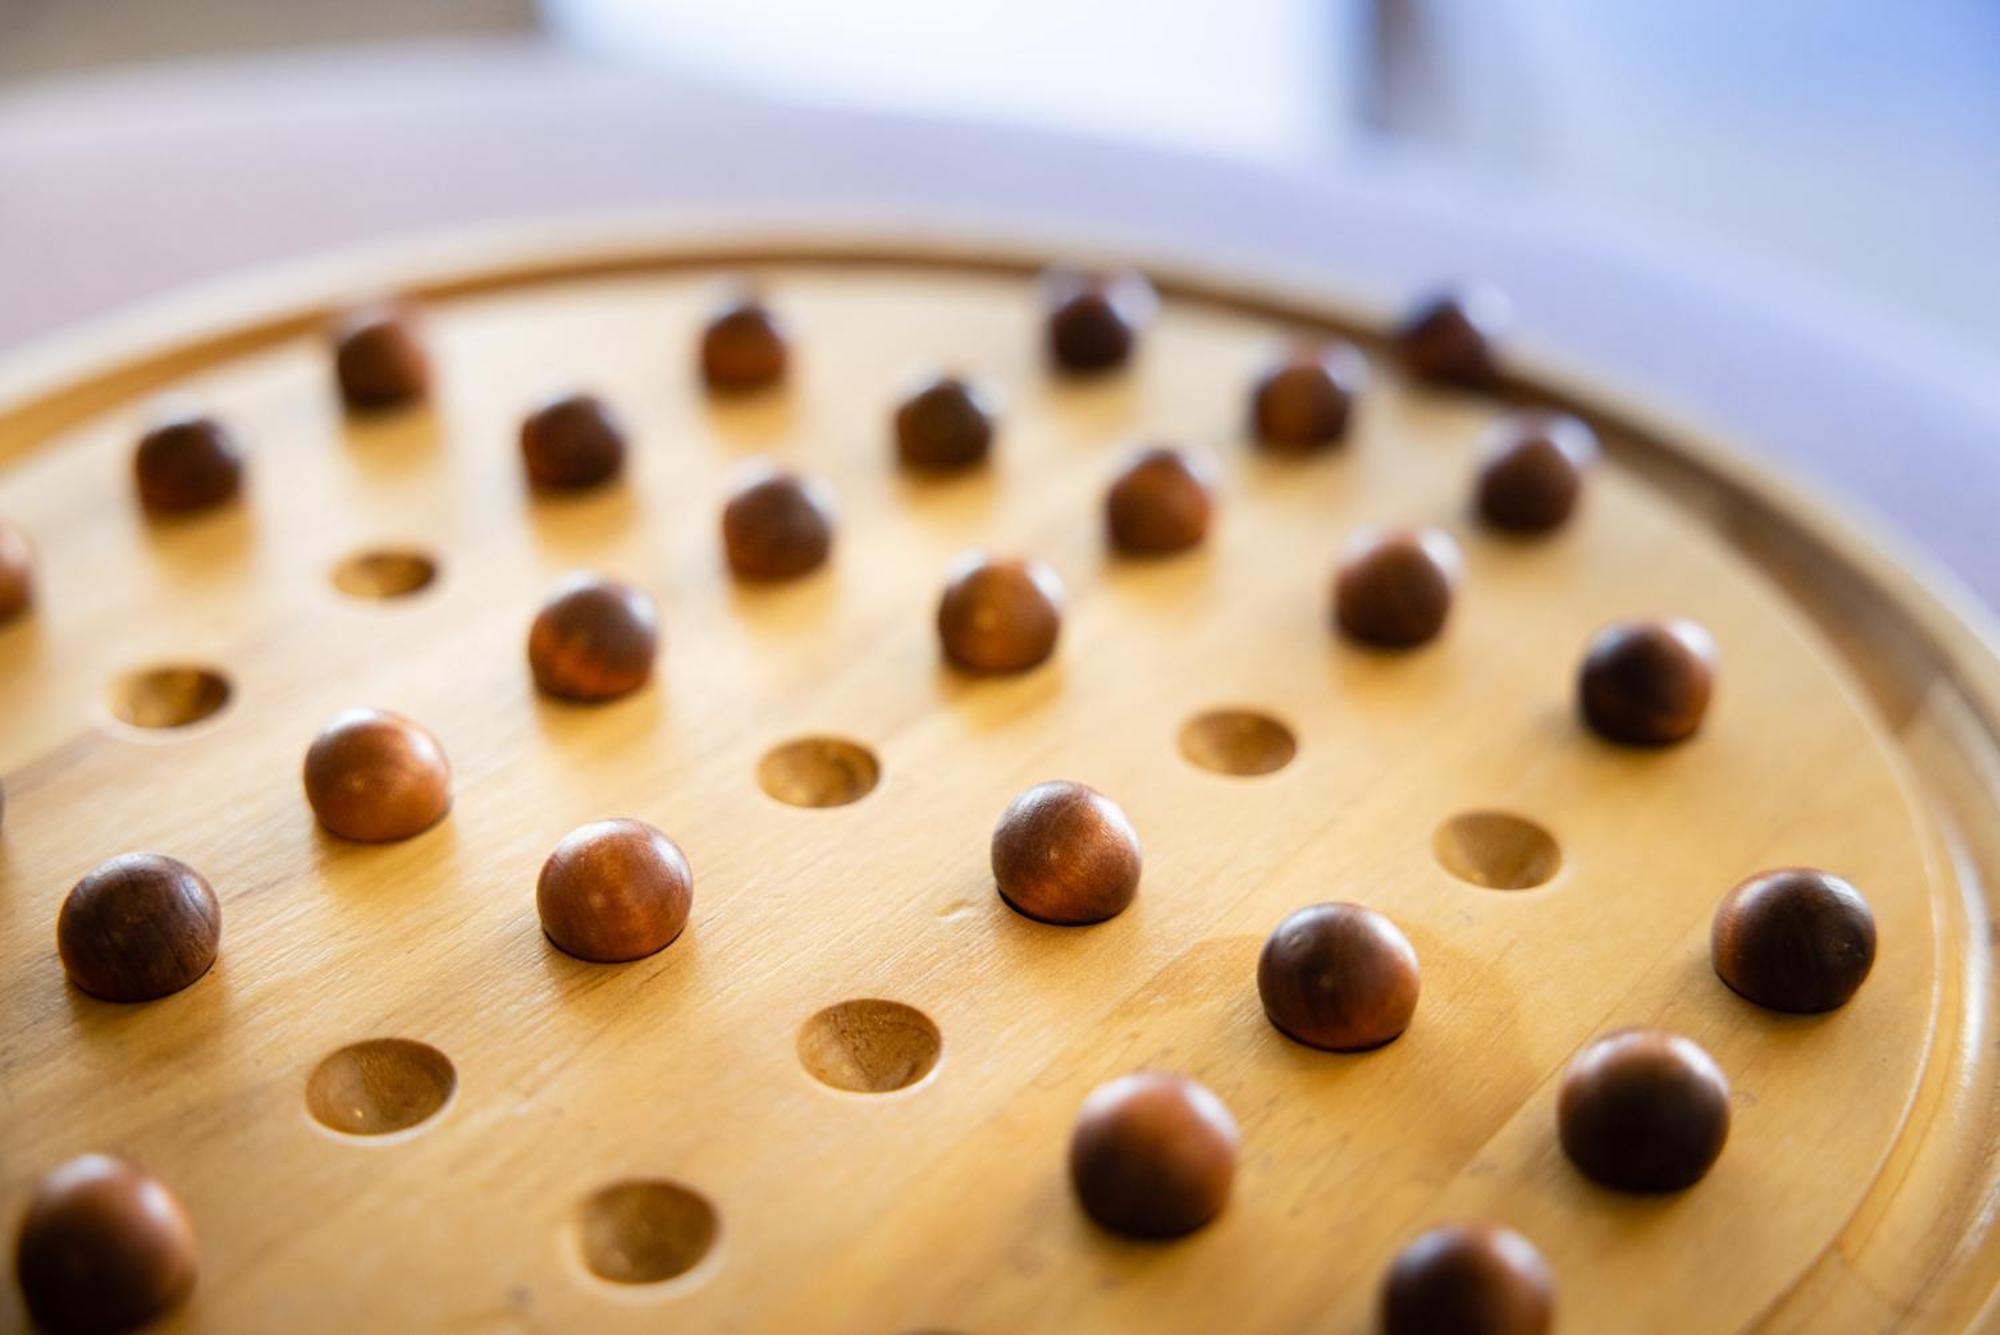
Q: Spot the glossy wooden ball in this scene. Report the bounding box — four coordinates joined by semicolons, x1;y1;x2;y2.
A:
57;853;221;1003
699;293;789;392
1333;527;1462;649
1578;618;1716;746
1045;268;1155;374
1558;1028;1731;1193
1251;342;1366;451
1394;285;1512;388
1380;1222;1554;1335
721;465;836;580
133;411;243;515
537;818;693;963
936;555;1063;674
14;1154;197;1334
991;780;1141;925
1105;446;1214;555
1476;411;1598;534
1712;867;1877;1012
894;375;995;472
520;392;627;491
302;707;452;843
1068;1072;1238;1239
527;574;660;702
1258;902;1420;1051
0;516;33;623
332;307;430;411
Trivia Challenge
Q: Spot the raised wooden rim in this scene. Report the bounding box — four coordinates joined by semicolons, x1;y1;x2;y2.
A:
2;222;1995;1329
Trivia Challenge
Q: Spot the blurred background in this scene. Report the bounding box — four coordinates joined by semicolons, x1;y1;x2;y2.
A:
1;1;1996;594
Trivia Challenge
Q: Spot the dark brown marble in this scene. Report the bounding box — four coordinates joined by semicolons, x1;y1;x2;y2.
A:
1380;1222;1554;1335
1577;618;1716;746
991;780;1141;925
1712;867;1877;1012
302;707;452;842
721;465;836;580
1068;1072;1238;1238
1250;342;1366;451
57;853;220;1003
1333;527;1461;649
1258;902;1419;1051
537;818;693;963
1558;1028;1731;1192
527;574;659;702
1476;411;1597;534
332;306;430;411
520;392;626;491
1105;446;1213;555
895;375;996;473
14;1154;198;1333
133;411;243;515
936;555;1062;674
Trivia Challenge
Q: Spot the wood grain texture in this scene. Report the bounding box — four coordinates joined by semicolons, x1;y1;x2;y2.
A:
0;240;1995;1333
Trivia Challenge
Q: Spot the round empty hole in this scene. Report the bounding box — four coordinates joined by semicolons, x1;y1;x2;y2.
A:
109;665;231;729
575;1180;719;1285
797;999;942;1093
757;736;881;808
1433;811;1562;890
332;548;438;599
306;1038;457;1137
1178;708;1297;777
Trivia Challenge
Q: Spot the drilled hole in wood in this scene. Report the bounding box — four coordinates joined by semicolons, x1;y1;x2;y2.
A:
306;1038;456;1137
108;666;231;729
575;1180;719;1285
798;999;942;1093
757;736;881;808
332;548;438;599
1178;708;1297;777
1434;811;1561;890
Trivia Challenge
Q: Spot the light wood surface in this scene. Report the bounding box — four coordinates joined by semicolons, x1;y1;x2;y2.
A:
1;240;1996;1333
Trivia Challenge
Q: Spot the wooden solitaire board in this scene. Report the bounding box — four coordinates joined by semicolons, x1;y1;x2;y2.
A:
2;232;1998;1333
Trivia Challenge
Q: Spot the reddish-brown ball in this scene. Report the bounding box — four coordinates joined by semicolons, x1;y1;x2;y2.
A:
1476;411;1598;534
57;853;221;1003
1258;902;1420;1051
1333;527;1462;648
1251;342;1367;451
1394;285;1513;388
133;411;244;515
1380;1222;1555;1335
14;1154;198;1334
1105;447;1214;555
936;555;1063;674
1045;269;1156;374
721;465;836;580
1578;618;1716;746
527;574;660;702
1712;867;1877;1013
520;392;627;491
302;707;452;843
894;375;995;472
1068;1072;1238;1239
0;517;33;623
332;307;430;411
537;818;693;963
699;294;789;393
1558;1028;1731;1193
992;780;1141;925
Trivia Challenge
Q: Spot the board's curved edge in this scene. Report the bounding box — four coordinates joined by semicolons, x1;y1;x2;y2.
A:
0;218;1993;1329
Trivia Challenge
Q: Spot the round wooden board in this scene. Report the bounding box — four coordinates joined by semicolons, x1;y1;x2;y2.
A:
1;235;1997;1334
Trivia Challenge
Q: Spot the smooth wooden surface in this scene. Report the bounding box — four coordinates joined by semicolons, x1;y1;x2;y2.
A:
0;246;1994;1333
